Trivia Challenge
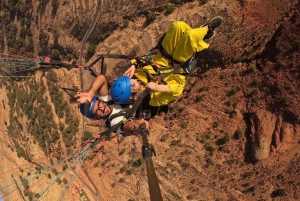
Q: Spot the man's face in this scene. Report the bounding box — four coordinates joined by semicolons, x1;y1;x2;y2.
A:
130;79;142;92
91;99;111;120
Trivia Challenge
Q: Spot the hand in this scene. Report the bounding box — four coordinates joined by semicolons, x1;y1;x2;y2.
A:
75;92;93;104
138;118;150;131
131;118;150;135
124;65;136;78
145;82;157;91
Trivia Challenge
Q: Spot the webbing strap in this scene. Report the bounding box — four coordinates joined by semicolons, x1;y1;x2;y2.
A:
90;88;151;148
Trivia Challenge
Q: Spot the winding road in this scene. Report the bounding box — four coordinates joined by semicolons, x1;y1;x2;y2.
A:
76;0;103;200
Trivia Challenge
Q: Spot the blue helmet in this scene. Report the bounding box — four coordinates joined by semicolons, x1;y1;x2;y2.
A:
110;76;131;104
80;96;98;118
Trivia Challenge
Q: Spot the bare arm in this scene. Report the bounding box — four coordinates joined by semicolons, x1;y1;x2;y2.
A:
75;75;109;103
88;74;109;97
146;82;171;92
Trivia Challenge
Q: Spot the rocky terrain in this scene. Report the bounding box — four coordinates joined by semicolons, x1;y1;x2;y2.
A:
0;0;300;200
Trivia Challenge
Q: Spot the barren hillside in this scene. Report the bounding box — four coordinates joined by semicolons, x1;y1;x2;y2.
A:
1;0;300;201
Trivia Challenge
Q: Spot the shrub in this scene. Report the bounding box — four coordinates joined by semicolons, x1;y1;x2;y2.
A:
119;178;125;183
276;189;286;196
128;159;134;165
231;86;241;94
239;0;248;6
178;106;186;113
123;19;130;28
204;143;216;152
165;5;176;15
195;95;204;102
87;44;96;57
51;49;60;59
120;167;127;173
200;0;209;4
220;145;228;152
82;131;92;141
198;86;208;92
235;129;244;139
134;158;144;167
119;148;126;155
127;168;136;175
282;95;290;104
249;64;256;72
222;134;230;144
63;178;68;185
146;13;156;24
94;161;100;168
252;186;258;194
130;45;140;56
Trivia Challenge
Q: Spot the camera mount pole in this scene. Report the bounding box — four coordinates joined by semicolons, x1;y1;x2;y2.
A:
139;123;163;201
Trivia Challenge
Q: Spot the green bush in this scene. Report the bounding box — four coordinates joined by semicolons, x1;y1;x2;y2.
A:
82;131;93;141
63;178;68;185
282;95;290;104
165;5;176;15
94;161;100;168
134;158;144;167
239;0;248;6
130;45;140;56
120;167;127;173
51;49;60;59
231;86;241;94
146;13;156;24
87;44;96;57
252;186;258;194
119;178;125;183
220;145;228;152
123;19;130;28
235;129;244;139
126;168;136;175
249;64;256;72
204;143;216;152
222;134;230;144
195;95;204;102
198;86;208;92
128;159;134;165
276;189;286;196
119;148;126;155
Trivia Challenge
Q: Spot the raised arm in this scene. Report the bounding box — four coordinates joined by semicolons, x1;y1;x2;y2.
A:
75;74;109;103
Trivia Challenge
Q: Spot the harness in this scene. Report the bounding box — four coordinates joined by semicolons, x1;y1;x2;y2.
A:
90;88;151;146
133;33;199;84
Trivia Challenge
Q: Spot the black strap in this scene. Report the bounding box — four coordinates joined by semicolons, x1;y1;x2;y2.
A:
90;88;151;148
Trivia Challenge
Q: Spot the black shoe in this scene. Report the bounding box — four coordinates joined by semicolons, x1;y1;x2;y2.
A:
207;16;223;31
203;16;223;41
204;30;215;40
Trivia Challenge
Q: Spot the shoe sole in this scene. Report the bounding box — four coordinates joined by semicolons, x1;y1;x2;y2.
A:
208;16;223;29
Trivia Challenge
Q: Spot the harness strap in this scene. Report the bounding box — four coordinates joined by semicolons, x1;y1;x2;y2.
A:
103;88;151;128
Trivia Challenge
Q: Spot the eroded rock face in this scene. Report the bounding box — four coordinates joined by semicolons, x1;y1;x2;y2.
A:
280;122;294;143
250;110;277;161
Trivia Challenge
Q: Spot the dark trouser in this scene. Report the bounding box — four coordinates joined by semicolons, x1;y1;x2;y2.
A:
135;93;169;120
